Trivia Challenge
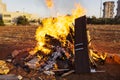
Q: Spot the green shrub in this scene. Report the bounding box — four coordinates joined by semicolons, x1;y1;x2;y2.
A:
16;16;29;25
0;20;5;26
87;16;120;25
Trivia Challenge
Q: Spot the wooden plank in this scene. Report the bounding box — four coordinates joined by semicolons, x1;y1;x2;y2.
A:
74;16;90;73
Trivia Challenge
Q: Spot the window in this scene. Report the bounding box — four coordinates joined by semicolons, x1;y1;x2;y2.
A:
3;14;11;17
4;20;11;23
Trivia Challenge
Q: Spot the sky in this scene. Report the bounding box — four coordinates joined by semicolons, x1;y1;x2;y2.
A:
2;0;118;18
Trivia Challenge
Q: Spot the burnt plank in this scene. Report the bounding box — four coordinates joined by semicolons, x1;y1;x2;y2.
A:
74;16;90;73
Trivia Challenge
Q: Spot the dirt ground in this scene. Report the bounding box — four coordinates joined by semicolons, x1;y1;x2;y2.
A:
0;26;37;59
0;25;120;80
59;64;120;80
88;25;120;54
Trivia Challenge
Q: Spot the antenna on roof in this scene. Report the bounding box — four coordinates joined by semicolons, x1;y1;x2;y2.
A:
100;0;102;18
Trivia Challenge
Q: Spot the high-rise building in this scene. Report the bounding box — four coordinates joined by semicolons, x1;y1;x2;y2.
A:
103;1;115;18
116;0;120;17
0;0;6;13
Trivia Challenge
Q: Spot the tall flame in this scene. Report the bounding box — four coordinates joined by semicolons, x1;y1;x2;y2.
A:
45;0;54;8
29;3;85;55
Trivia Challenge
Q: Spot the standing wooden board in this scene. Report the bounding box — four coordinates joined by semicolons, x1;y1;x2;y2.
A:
74;16;90;73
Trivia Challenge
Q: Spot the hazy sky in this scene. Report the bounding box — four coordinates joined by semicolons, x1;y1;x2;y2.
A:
2;0;118;18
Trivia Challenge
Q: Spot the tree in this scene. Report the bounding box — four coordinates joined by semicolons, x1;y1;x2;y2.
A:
0;20;4;26
16;16;29;25
87;16;120;25
0;14;4;26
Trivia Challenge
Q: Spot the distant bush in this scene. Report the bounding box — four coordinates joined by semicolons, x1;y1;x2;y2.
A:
0;20;5;26
87;16;120;25
16;16;29;25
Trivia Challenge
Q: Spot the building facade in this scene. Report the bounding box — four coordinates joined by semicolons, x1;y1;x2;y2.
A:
0;0;40;25
116;0;120;17
103;1;115;18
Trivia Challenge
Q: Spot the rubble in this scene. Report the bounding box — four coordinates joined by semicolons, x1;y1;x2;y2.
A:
9;45;73;77
0;74;18;80
90;69;105;73
8;41;107;78
26;57;41;69
89;49;107;67
43;71;55;75
39;46;73;72
106;53;120;64
61;70;75;77
17;75;23;80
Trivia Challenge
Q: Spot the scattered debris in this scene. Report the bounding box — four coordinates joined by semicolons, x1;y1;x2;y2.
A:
0;74;18;80
26;57;41;69
90;69;96;73
51;69;69;72
17;75;23;80
0;60;9;74
61;70;75;77
9;44;107;78
1;27;108;79
43;71;55;75
39;46;73;72
90;69;105;73
89;49;107;68
6;59;12;63
11;49;33;73
112;54;120;64
106;54;120;64
38;77;43;80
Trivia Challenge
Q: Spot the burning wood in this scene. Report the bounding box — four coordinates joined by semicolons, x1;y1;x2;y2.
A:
61;70;75;77
38;46;73;72
1;0;120;80
0;60;9;74
87;24;107;67
9;15;108;77
1;1;108;78
11;45;73;73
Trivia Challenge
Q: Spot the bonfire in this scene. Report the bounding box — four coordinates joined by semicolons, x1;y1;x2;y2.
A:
0;0;109;79
11;0;105;74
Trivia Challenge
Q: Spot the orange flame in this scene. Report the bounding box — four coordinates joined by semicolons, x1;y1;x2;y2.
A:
45;0;54;8
29;3;85;55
